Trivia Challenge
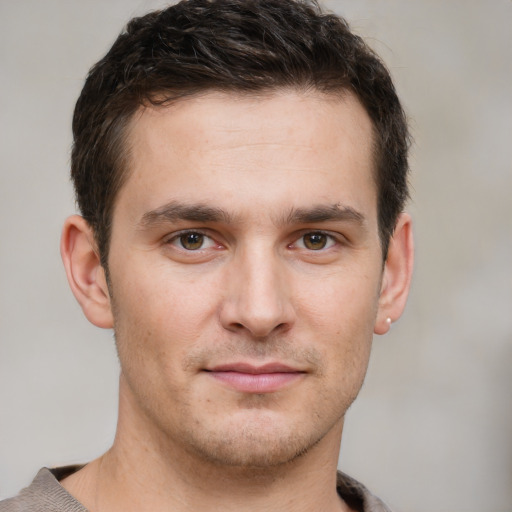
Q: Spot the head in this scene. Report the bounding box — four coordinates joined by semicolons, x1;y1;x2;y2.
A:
71;0;410;270
62;0;413;473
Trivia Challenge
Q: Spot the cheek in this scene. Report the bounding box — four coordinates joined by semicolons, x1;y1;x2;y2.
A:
110;264;220;371
113;255;216;322
295;266;381;330
293;269;377;385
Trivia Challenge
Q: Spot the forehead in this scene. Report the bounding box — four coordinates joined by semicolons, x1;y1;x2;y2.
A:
130;89;374;158
116;89;377;224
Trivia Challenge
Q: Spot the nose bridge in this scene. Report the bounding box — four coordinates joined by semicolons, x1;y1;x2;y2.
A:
221;240;293;337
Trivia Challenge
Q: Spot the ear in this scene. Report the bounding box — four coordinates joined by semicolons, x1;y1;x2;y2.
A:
60;215;114;329
374;213;414;335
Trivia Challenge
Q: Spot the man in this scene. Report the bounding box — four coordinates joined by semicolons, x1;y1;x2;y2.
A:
1;0;413;511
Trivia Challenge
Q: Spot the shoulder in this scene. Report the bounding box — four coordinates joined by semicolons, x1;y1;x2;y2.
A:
337;471;393;512
0;467;87;512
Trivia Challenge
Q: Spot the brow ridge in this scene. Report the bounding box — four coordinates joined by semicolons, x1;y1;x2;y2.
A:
138;201;365;229
281;203;365;226
139;201;233;227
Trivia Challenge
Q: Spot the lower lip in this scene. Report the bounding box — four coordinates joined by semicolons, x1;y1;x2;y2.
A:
208;371;303;393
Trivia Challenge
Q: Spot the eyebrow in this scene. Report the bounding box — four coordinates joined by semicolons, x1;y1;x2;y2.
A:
138;201;365;229
139;201;233;228
282;204;365;226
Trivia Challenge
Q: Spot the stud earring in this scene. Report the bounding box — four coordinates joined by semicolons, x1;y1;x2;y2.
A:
386;317;392;326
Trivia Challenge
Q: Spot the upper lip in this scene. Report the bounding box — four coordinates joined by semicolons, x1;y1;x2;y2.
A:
206;362;304;374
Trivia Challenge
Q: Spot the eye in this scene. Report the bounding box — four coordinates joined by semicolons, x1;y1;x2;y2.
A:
295;232;336;251
170;231;216;251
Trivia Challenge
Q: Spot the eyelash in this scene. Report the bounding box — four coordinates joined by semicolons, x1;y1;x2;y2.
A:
291;231;338;251
165;229;341;252
166;230;218;251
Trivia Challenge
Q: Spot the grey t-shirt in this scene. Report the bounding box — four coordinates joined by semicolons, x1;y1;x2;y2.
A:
0;466;392;511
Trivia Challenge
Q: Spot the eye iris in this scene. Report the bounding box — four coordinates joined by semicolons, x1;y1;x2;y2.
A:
304;233;327;250
180;233;204;250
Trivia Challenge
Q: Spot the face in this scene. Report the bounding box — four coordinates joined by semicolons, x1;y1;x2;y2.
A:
107;90;384;468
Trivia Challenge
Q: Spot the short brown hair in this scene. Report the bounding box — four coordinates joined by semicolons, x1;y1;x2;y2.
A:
72;0;410;267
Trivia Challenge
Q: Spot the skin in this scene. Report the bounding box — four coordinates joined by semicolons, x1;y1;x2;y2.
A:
60;90;413;512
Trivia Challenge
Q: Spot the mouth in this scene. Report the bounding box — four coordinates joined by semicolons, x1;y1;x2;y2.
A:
204;362;306;393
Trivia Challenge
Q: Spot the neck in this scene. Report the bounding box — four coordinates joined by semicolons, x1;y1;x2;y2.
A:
62;378;350;512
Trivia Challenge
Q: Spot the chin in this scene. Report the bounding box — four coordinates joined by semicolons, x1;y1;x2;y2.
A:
180;413;331;469
188;435;310;469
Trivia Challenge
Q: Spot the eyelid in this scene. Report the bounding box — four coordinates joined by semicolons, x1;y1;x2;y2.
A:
165;229;219;250
163;228;346;251
290;230;343;250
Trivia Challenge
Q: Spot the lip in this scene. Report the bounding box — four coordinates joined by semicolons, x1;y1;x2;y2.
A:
204;362;305;393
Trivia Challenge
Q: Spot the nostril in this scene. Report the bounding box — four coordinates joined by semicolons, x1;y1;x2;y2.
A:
226;320;290;338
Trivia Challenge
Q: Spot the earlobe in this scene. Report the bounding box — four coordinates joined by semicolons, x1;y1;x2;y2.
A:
374;213;414;335
60;215;114;329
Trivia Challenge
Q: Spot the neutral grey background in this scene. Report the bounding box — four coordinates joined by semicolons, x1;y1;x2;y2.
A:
1;1;511;511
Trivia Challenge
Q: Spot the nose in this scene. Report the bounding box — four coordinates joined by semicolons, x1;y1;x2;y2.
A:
219;246;295;338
